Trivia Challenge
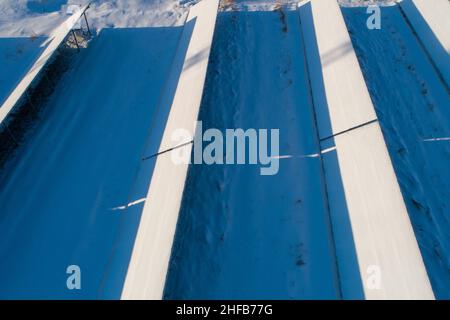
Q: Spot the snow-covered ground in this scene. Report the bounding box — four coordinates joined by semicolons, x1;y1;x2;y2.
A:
0;0;194;37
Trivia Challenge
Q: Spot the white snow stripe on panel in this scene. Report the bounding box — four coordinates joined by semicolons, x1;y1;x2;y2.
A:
300;0;434;299
121;0;219;300
330;123;434;299
299;0;376;140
